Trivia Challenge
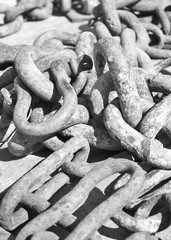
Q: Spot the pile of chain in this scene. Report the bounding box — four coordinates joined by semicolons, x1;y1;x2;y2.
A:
1;0;171;240
0;0;98;38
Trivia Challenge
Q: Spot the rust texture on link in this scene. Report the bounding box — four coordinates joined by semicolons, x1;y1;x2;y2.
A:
89;68;153;119
103;104;171;169
120;28;138;68
139;94;171;139
99;0;122;36
14;46;78;102
94;37;142;127
94;20;113;39
120;24;156;74
75;31;97;72
13;59;78;137
89;71;116;121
